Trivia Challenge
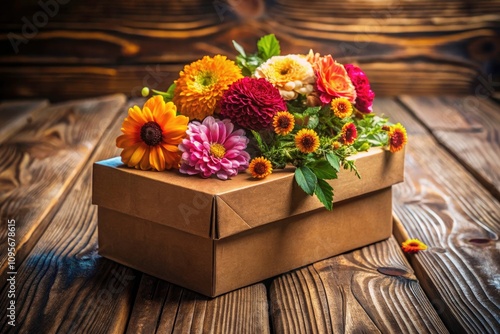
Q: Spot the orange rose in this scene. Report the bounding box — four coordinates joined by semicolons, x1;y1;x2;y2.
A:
315;55;356;105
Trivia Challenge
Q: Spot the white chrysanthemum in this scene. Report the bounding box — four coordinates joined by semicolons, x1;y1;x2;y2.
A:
254;55;315;100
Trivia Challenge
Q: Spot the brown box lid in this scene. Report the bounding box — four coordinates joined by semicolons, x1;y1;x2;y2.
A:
92;147;404;239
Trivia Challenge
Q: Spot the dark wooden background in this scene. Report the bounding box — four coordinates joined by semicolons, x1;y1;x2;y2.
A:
1;0;499;101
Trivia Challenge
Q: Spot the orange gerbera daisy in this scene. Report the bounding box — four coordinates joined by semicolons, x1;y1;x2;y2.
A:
249;157;273;179
388;123;408;153
331;97;353;119
173;55;242;120
295;128;320;154
401;238;427;254
116;96;189;171
273;111;295;135
340;123;357;145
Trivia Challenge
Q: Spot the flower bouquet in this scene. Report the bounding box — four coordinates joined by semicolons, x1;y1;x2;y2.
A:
94;35;408;296
116;34;407;210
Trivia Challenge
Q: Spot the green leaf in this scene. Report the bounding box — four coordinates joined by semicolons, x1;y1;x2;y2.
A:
165;83;176;98
326;153;341;172
315;179;334;211
306;115;319;129
246;55;264;71
303;106;322;115
232;40;246;57
294;166;317;196
309;160;338;179
152;83;176;102
257;34;280;61
251;130;266;151
293;113;307;127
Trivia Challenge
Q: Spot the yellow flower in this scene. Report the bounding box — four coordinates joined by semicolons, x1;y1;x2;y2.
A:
173;55;242;120
295;128;320;154
401;239;427;253
116;96;189;171
249;157;273;179
255;55;315;100
388;123;408;153
273;111;295;135
331;97;353;119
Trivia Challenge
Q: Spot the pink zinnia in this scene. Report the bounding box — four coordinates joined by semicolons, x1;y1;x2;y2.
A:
220;77;287;131
178;116;250;180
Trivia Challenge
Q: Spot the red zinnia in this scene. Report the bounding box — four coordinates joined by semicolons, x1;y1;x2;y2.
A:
220;77;287;131
341;123;357;145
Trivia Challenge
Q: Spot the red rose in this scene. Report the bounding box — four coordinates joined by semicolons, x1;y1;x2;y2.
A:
220;77;287;131
344;64;375;114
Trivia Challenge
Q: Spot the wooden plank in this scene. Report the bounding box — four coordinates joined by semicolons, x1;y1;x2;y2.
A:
0;94;126;282
0;99;137;333
399;96;500;200
270;237;448;333
0;65;181;102
1;0;498;99
127;275;270;333
0;100;49;143
379;97;500;333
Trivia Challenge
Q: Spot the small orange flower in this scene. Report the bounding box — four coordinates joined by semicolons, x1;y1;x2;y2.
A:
332;141;341;149
273;111;295;135
388;123;408;153
340;123;357;145
331;97;353;119
402;239;428;254
295;128;320;154
116;96;189;171
249;157;273;179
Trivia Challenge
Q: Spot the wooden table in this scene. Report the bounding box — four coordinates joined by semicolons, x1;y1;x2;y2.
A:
0;95;498;333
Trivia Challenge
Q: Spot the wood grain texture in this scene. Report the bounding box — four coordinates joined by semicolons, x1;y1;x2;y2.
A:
381;97;500;333
399;95;500;200
270;236;448;333
1;0;499;99
126;274;270;334
0;99;137;334
0;100;49;143
0;94;125;282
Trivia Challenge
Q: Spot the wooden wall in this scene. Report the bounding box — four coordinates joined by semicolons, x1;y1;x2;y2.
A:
1;0;499;100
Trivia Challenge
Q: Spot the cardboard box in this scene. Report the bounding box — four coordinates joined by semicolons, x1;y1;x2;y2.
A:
92;148;404;297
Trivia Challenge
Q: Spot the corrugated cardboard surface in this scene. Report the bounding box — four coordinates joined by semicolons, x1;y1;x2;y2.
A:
97;188;393;297
93;148;404;239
